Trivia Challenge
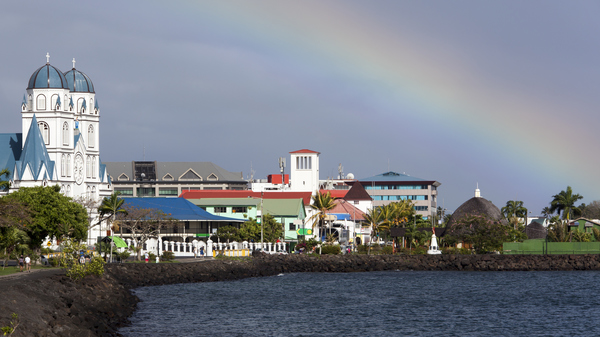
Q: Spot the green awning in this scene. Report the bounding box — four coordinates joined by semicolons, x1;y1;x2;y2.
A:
109;236;128;248
195;233;210;237
296;228;313;235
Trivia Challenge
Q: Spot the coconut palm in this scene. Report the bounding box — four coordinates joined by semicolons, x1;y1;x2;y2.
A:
307;191;336;241
98;192;127;262
501;200;527;219
550;186;583;221
363;207;384;254
0;168;10;191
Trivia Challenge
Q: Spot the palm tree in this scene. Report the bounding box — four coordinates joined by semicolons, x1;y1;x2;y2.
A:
550;186;583;221
0;168;10;191
501;200;527;219
98;192;127;262
307;191;336;241
363;207;384;254
541;206;553;219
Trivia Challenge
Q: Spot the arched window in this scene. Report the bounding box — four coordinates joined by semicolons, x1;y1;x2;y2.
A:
88;125;95;148
64;95;68;111
77;98;84;113
37;122;49;145
86;156;91;178
92;186;96;196
61;154;66;177
67;154;71;177
37;94;46;110
62;122;69;146
66;185;71;197
51;94;59;110
92;157;97;178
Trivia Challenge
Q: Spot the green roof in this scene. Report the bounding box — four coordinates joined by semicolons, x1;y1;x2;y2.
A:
262;199;306;218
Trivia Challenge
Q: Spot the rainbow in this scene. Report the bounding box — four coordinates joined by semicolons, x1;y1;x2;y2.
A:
154;1;598;205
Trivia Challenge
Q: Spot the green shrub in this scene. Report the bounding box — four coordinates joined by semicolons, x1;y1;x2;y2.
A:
118;251;130;262
60;238;105;281
381;246;394;255
161;251;175;261
413;246;427;255
357;244;368;254
148;252;157;262
48;257;60;267
321;245;341;255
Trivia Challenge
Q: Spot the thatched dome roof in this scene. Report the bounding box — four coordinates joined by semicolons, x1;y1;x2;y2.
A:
525;220;547;239
447;196;505;227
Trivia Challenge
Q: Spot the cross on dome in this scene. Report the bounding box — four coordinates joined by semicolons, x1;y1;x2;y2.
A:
72;58;76;69
46;52;50;64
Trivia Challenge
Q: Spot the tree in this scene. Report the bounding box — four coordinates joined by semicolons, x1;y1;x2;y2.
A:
307;191;336;240
98;192;127;262
363;207;384;252
5;185;88;249
73;195;102;242
115;204;176;261
501;200;527;220
581;200;600;219
550;186;583;221
0;226;29;270
0;168;10;191
445;214;524;254
212;225;241;243
541;207;553;219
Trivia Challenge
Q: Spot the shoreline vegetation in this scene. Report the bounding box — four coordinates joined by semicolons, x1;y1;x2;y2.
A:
2;253;600;336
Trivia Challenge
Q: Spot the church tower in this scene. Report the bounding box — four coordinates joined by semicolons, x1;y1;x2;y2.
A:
16;54;110;200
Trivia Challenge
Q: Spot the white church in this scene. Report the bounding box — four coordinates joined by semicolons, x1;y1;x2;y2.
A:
0;54;113;244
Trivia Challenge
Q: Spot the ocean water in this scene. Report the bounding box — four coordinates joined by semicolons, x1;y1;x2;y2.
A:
119;271;600;336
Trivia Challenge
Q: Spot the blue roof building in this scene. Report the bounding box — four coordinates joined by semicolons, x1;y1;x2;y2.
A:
357;171;441;219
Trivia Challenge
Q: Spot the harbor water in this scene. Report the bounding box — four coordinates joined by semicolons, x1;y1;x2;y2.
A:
120;270;600;336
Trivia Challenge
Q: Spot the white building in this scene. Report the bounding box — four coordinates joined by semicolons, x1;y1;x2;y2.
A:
0;54;113;245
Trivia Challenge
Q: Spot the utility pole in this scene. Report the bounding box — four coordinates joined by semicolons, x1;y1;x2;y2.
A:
260;191;264;252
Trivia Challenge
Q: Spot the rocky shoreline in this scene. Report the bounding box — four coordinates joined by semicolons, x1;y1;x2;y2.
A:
3;253;600;336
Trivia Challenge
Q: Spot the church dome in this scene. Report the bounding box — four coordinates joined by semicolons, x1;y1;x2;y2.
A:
27;63;69;90
64;68;95;93
446;196;505;228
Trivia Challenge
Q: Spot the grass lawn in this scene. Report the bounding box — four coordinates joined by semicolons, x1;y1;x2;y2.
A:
0;265;60;276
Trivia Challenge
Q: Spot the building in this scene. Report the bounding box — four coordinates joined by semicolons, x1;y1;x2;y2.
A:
104;161;247;197
356;171;440;218
0;55;113;245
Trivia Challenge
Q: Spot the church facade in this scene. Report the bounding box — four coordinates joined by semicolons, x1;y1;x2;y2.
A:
0;54;113;244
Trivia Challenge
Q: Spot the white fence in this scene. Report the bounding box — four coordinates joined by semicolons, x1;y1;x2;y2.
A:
121;238;287;257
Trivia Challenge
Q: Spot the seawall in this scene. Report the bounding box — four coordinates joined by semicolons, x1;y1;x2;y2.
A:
3;254;600;336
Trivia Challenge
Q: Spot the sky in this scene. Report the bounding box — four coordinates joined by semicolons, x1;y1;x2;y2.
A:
1;1;599;214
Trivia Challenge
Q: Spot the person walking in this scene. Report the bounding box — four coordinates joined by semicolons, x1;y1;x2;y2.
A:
18;255;24;272
24;255;31;272
144;252;149;263
193;246;197;259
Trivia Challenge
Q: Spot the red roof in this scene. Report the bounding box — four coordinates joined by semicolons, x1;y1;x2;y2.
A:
319;189;348;199
289;149;320;154
326;199;366;221
180;190;312;205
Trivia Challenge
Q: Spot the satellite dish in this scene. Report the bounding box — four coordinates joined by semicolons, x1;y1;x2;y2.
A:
346;173;354;179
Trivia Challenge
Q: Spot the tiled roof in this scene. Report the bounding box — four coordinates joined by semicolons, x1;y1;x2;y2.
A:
181;190;312;205
319;189;348;199
289;149;319;154
343;182;372;201
121;197;243;222
325;199;366;221
15;115;55;181
0;133;22;181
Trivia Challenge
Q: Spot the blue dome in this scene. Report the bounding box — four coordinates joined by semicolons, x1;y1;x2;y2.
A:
27;64;69;90
64;68;95;93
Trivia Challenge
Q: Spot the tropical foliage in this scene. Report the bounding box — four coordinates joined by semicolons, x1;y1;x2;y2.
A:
550;186;583;221
0;168;10;191
211;214;283;243
307;191;336;238
444;214;526;254
115;204;176;261
5;185;88;249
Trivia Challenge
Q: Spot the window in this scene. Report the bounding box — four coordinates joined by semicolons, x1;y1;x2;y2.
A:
92;157;96;178
51;94;59;110
159;188;178;196
86;156;91;178
77;98;85;113
296;156;312;170
88;125;95;148
115;188;133;196
136;187;155;197
38;122;49;145
289;223;296;231
415;206;428;211
163;174;174;181
67;155;71;176
62;122;69;145
214;207;226;213
232;207;247;213
118;173;129;181
37;94;46;110
61;154;66;177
